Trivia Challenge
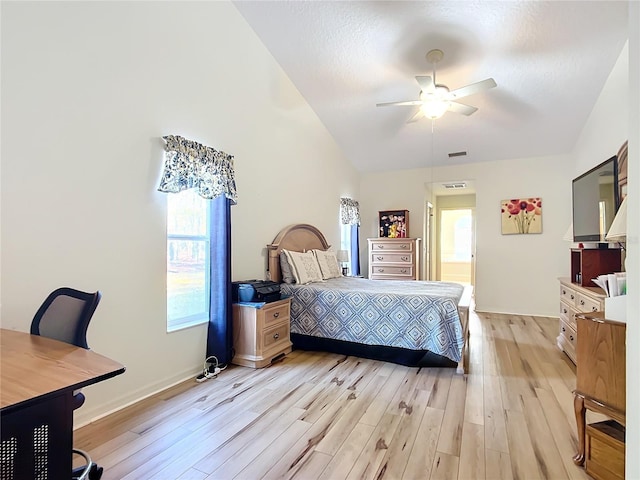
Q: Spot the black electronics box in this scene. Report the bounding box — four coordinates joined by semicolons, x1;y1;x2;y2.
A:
232;280;281;303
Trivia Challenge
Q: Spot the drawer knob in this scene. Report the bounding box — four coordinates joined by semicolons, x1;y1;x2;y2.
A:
273;312;280;318
273;332;280;340
377;245;384;249
563;308;567;314
562;289;566;294
400;269;407;273
401;256;409;261
592;307;597;312
400;244;407;249
580;300;585;306
571;294;575;300
377;268;385;272
562;327;566;332
570;335;574;341
376;256;384;260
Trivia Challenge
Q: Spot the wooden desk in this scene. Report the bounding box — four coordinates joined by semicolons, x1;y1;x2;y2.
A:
0;328;125;479
572;313;625;468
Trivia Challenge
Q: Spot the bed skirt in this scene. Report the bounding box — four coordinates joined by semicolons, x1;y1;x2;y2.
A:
291;333;458;368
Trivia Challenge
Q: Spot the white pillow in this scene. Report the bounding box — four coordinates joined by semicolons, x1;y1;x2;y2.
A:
312;249;342;279
282;249;323;284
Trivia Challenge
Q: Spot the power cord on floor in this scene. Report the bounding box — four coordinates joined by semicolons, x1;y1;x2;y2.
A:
195;355;227;383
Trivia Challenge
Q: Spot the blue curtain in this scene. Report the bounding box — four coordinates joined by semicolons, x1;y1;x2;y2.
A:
207;196;233;365
350;224;360;276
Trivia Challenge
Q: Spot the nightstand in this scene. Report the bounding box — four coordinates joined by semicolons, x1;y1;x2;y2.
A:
231;297;292;368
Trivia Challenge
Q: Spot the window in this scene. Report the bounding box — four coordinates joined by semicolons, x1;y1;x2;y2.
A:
167;189;211;331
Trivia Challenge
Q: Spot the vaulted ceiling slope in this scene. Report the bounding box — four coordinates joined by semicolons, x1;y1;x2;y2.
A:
234;1;628;173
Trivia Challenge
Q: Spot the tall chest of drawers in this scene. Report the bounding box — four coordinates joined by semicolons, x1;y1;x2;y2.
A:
368;238;421;281
557;277;606;363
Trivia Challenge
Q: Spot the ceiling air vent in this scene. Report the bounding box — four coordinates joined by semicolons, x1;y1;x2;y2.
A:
442;182;467;189
448;151;467;158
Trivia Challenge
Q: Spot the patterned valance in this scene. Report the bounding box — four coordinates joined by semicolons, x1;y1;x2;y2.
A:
340;197;360;225
158;135;237;202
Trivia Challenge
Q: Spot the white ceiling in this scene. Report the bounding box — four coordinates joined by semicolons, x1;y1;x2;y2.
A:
234;1;628;174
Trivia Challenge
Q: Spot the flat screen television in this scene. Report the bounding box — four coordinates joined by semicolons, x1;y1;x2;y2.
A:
572;155;619;243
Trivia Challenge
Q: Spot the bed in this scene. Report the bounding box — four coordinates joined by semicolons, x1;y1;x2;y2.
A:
267;224;472;373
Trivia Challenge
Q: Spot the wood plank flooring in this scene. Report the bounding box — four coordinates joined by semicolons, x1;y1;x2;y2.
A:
75;310;597;479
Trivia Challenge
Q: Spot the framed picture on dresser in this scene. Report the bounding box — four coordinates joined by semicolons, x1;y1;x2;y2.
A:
379;210;409;238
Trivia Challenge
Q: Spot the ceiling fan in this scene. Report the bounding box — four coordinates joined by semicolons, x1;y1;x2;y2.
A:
376;49;497;122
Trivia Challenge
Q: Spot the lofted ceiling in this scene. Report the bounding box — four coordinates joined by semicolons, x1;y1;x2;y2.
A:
234;1;628;175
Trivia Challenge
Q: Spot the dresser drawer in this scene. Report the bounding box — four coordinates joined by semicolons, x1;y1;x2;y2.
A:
575;292;601;313
559;302;577;330
560;284;577;304
370;253;413;264
559;319;577;362
370;265;413;276
370;240;414;252
261;301;290;328
263;322;290;351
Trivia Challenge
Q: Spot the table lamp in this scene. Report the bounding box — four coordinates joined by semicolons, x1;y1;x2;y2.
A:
606;195;627;271
337;250;350;275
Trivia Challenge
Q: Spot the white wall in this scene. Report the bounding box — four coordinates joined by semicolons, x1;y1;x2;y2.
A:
571;31;638;476
0;2;358;424
626;3;639;475
572;42;629;176
360;154;572;316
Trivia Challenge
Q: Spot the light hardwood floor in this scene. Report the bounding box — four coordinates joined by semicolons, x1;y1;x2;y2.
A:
75;310;597;480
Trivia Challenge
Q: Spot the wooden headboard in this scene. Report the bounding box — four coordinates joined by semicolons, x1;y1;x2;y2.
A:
267;224;331;282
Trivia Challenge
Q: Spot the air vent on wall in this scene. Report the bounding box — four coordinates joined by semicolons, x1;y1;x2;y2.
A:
442;182;467;189
448;151;467;158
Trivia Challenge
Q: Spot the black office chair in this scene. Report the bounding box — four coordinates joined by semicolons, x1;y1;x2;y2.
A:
30;287;103;480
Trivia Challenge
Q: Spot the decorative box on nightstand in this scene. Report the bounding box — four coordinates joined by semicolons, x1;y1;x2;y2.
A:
231;297;292;368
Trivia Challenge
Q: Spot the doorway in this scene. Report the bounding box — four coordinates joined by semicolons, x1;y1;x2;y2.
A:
438;207;475;285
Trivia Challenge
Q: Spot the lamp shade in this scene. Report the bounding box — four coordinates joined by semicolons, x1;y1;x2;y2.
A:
606;196;627;241
336;250;350;263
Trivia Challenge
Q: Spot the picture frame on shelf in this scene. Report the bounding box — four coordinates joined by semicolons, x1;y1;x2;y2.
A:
378;210;409;238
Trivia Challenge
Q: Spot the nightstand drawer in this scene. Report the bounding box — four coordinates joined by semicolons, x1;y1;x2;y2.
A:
262;301;290;327
263;322;290;351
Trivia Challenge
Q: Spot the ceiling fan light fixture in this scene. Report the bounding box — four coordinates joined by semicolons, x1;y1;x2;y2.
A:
421;100;449;119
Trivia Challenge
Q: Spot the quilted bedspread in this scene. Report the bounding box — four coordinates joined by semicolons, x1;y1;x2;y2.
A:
280;277;465;362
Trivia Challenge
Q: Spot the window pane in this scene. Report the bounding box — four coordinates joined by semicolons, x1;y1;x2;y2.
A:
167;189;210;331
167;239;209;325
167;189;208;236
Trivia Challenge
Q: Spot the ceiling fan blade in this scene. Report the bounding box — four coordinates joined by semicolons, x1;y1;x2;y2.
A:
407;109;425;123
415;76;435;93
448;78;497;100
376;100;423;107
447;101;478;116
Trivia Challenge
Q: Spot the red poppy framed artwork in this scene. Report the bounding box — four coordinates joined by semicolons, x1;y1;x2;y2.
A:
501;198;542;234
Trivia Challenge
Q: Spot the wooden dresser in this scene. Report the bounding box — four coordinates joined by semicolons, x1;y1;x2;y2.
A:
231;297;292;368
557;277;606;363
572;312;625;479
368;238;421;281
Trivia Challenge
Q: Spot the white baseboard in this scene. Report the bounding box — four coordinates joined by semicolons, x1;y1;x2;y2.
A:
73;367;201;429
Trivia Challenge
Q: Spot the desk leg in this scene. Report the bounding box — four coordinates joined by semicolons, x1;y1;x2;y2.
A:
573;394;586;466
